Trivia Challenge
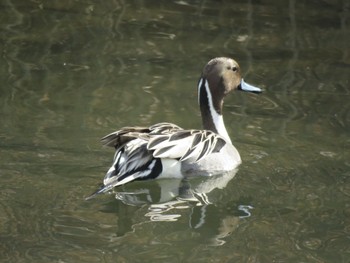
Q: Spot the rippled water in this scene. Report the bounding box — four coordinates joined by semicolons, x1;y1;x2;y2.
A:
0;0;349;262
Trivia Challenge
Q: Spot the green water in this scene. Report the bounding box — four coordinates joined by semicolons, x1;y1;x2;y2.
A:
0;0;349;262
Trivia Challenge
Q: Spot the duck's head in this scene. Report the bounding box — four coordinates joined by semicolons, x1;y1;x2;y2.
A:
199;57;262;115
202;57;261;97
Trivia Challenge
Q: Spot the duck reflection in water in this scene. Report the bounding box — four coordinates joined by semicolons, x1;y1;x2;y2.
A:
113;169;239;207
102;169;253;246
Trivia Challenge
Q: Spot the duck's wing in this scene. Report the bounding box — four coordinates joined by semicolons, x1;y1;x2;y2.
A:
101;126;150;148
147;129;227;163
102;122;226;163
100;122;182;149
148;122;183;134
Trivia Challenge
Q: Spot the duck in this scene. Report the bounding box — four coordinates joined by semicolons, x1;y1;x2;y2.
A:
86;57;261;200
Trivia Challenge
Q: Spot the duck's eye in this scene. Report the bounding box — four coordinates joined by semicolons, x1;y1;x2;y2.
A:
232;66;238;72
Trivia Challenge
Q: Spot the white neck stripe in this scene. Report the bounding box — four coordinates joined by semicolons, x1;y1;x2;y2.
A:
198;78;203;105
203;80;232;144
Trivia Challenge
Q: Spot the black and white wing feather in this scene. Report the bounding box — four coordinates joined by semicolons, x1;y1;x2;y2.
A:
147;129;226;162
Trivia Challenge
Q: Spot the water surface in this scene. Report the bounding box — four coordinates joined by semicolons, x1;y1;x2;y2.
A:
0;0;349;262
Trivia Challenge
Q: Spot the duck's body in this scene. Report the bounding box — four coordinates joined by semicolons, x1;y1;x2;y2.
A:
87;57;261;199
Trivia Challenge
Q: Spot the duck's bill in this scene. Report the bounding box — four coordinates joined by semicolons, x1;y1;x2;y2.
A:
239;79;262;93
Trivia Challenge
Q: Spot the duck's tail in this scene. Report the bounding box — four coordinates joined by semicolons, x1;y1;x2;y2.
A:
85;183;115;200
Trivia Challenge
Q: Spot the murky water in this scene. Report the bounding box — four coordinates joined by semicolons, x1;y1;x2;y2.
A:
1;0;349;262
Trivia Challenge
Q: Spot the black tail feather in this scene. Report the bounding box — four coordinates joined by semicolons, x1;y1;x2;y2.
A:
85;184;114;201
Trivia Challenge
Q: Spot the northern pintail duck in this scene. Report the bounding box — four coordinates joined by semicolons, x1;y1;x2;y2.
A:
87;57;261;199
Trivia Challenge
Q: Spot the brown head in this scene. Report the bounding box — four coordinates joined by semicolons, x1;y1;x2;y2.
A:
201;57;243;114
